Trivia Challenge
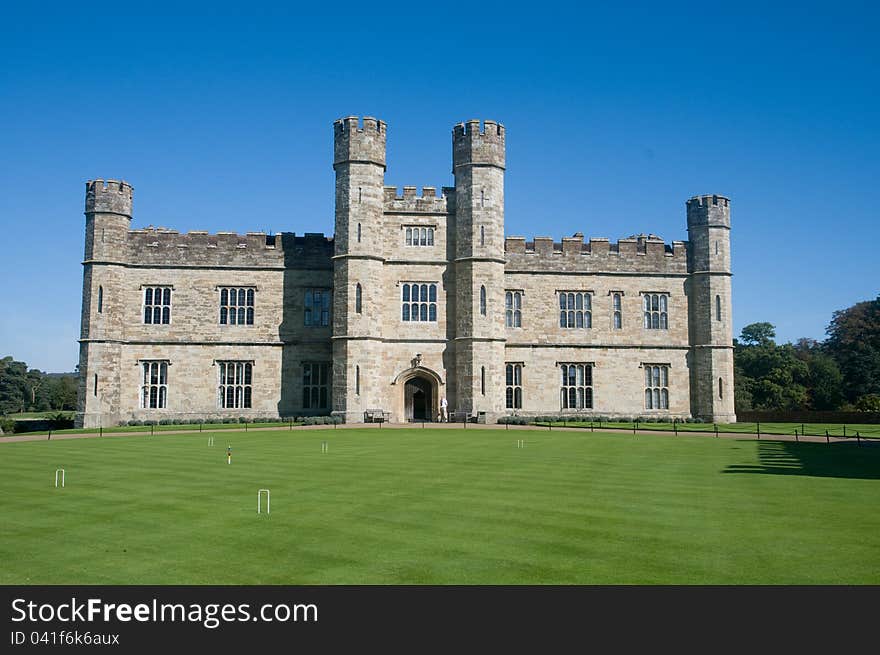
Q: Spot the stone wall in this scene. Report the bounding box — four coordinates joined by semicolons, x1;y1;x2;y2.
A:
77;118;736;427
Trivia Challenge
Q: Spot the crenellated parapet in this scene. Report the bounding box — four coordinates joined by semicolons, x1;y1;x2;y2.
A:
334;116;386;168
85;179;133;217
504;233;688;274
124;229;333;269
453;119;505;170
686;194;730;228
383;185;455;214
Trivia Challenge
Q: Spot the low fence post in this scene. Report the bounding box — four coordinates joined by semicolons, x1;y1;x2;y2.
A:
633;420;637;435
794;428;799;442
843;425;846;437
857;432;861;446
674;420;677;436
801;423;805;437
826;429;830;444
714;423;718;438
590;421;594;433
757;421;760;438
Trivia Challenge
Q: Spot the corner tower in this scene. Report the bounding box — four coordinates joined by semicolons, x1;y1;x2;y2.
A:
452;120;507;421
77;179;133;428
331;117;387;422
687;194;736;423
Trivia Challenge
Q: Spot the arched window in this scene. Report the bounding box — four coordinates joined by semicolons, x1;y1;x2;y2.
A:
479;285;487;316
97;285;103;313
355;284;362;314
715;295;721;321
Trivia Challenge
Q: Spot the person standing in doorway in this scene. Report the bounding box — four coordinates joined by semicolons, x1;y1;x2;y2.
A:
440;397;448;423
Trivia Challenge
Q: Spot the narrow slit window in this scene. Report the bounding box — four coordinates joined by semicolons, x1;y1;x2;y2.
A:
97;285;103;313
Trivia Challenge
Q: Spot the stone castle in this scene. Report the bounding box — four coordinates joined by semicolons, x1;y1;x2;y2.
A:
76;116;736;428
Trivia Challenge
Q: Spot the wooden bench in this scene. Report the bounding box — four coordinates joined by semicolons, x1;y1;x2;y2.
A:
364;409;391;423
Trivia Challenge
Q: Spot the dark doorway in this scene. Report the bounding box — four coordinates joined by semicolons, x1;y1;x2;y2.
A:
404;377;433;422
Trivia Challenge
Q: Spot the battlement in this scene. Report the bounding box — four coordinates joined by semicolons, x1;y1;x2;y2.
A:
686;194;730;228
123;229;333;268
382;185;455;213
333;115;386;168
85;179;133;216
504;233;688;274
452;119;505;170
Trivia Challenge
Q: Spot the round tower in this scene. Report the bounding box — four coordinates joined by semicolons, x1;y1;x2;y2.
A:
331;116;387;422
84;179;133;262
78;179;133;429
452;119;507;421
686;194;736;423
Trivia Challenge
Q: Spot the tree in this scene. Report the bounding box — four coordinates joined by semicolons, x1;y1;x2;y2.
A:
792;338;845;410
738;322;776;347
0;356;30;415
806;353;845;410
825;295;880;403
854;394;880;412
734;324;809;411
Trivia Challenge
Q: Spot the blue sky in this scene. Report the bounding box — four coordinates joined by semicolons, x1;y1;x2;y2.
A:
1;1;877;372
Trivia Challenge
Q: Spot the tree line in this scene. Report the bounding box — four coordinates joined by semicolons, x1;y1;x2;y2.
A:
0;356;77;416
735;295;880;412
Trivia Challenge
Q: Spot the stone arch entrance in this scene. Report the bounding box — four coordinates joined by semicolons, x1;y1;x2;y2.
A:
404;376;434;422
392;365;443;423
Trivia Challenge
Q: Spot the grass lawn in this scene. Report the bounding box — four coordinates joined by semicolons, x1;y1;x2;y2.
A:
5;411;75;420
1;428;878;584
547;421;880;438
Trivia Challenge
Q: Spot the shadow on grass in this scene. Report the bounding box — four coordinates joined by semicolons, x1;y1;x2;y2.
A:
724;440;880;480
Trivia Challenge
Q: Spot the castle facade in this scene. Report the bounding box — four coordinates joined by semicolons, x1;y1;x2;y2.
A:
76;116;736;427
